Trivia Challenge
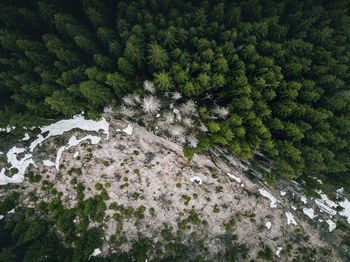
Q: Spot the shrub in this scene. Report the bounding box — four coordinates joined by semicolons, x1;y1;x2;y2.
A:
97;201;107;212
263;171;276;187
183;146;195;163
224;218;235;232
176;183;182;188
10;168;19;175
258;246;274;260
74;191;83;200
95;183;103;191
213;206;220;213
100;189;109;200
132;192;140;200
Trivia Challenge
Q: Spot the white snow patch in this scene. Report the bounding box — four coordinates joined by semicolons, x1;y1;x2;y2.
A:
43;160;55;167
22;133;30;141
265;221;271;229
259;188;280;208
291;205;297;210
189;176;202;185
318;219;324;222
173;108;182;121
0;215;3;220
156;114;160;118
29;113;109;153
313;193;338;216
280;191;286;196
303;208;317;219
1;147;35;185
326;219;336;232
54;135;100;170
8;208;15;214
227;173;242;183
276;247;283;257
320;193;338;208
301;195;307;204
315;199;337;216
336;187;344;199
286;212;298;225
0;152;3;154
90;248;101;258
116;124;133;135
338;198;350;224
73;152;79;158
317;179;323;184
0;125;15;133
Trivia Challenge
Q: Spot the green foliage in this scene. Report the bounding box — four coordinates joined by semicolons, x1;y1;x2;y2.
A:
183;146;195;163
208;122;220;133
153;71;173;91
147;43;169;71
95;183;103;191
0;0;350;193
258;246;274;260
263;171;276;187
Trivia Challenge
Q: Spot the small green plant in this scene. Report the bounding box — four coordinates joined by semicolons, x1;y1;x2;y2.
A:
213;206;220;213
176;183;182;188
100;189;110;200
76;156;81;160
70;178;77;184
123;177;128;182
224;218;235;232
95;183;103;190
258;246;274;260
132;192;140;200
193;193;198;199
202;220;208;226
10;168;19;176
183;146;195;163
134;169;140;175
103;161;109;166
211;174;218;179
28;192;38;202
149;207;155;216
51;188;57;195
133;150;139;155
105;182;111;188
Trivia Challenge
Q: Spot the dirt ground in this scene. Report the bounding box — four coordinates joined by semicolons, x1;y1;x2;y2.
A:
1;112;349;261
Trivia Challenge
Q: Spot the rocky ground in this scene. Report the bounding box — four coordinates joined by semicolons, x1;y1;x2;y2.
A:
1;109;349;261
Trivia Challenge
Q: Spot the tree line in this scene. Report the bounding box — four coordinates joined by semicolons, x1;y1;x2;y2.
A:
0;0;350;188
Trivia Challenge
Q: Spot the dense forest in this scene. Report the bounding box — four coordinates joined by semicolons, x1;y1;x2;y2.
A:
1;0;350;189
